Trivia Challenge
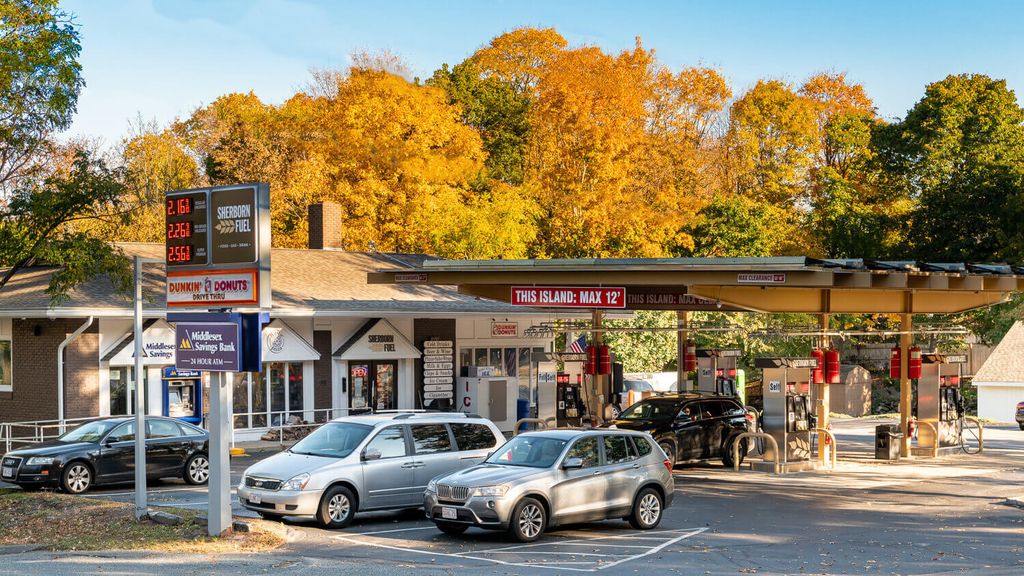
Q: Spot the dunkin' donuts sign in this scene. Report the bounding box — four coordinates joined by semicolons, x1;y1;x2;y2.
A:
166;270;258;307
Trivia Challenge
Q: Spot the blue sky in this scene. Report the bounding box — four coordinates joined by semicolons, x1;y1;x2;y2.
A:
64;0;1024;145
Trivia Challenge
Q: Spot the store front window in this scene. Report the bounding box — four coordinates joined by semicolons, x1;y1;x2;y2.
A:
233;362;306;429
349;361;397;412
109;367;148;415
459;346;547;408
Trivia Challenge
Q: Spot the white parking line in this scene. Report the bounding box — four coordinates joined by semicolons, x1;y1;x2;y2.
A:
356;526;437;535
82;487;224;498
331;527;708;572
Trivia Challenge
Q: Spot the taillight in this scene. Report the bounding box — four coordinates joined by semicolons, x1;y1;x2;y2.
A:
744;412;754;422
663;459;673;473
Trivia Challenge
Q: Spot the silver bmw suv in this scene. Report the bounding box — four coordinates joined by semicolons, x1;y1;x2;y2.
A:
238;412;504;528
424;429;674;542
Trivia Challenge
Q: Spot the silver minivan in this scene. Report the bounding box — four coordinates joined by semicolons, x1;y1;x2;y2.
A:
238;412;504;528
424;429;674;542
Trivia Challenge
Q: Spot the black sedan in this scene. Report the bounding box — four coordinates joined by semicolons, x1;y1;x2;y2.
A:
1;416;209;494
606;393;754;467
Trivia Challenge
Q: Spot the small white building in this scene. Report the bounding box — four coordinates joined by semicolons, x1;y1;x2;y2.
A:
972;321;1024;423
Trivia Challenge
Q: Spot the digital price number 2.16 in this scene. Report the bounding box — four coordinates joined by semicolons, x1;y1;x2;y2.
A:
165;191;208;267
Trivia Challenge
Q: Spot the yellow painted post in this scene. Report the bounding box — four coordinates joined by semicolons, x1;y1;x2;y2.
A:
899;314;913;457
818;314;830;466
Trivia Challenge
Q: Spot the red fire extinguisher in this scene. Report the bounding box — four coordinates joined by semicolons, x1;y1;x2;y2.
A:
584;345;597;375
598;345;611;375
826;348;841;384
683;339;697;372
889;345;901;379
908;346;922;380
811;348;825;385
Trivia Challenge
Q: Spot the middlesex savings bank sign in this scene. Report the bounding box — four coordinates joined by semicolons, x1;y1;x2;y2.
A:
511;286;626;308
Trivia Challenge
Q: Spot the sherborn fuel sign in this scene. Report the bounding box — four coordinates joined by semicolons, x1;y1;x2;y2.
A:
165;183;271;308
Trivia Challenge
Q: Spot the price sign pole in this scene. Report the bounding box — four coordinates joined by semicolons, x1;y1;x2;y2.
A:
165;183;270;537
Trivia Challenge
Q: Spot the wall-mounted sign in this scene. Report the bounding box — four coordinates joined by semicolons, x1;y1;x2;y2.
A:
395;273;428;283
175;322;240;372
167;269;258;307
162;367;201;379
737;273;786;284
510;286;626;309
165;183;271;308
491;322;519;337
421;339;454;400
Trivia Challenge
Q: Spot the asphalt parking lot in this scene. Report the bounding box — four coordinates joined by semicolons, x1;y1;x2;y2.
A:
3;418;1023;575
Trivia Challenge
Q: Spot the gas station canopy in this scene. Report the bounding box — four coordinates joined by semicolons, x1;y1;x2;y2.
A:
369;257;1024;314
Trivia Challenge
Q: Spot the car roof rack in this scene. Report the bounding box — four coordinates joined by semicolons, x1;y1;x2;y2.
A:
391;411;472;420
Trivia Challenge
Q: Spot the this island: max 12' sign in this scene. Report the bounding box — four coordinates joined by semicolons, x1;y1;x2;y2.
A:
510;286;626;309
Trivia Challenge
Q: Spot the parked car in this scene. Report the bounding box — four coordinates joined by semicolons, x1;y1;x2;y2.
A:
237;412;504;528
605;393;753;468
1016;401;1024;430
0;416;209;493
424;429;674;542
623;380;656;394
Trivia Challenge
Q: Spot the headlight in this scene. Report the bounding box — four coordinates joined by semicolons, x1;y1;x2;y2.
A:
471;485;510;498
426;478;437;493
280;473;310;491
27;457;55;466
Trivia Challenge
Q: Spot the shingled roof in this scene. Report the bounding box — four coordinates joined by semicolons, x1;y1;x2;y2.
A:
972;321;1024;383
0;243;541;316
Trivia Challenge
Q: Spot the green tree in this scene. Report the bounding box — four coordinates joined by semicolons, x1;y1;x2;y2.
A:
603;311;679;372
878;74;1024;261
0;150;131;301
428;61;530;185
0;0;83;190
686;194;802;257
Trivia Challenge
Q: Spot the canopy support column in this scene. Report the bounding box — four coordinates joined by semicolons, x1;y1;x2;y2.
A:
676;311;689;393
899;313;913;457
592;309;605;424
818;313;831;466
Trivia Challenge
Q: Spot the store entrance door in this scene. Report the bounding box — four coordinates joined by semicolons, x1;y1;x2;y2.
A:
349;361;398;413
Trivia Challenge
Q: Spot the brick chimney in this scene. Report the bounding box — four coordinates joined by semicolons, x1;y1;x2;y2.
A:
308;202;345;250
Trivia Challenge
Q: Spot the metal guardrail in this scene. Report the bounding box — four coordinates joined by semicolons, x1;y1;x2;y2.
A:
915;420;939;458
963;416;984;453
2;416;98;454
512;418;550;436
813;427;838;469
731;431;781;474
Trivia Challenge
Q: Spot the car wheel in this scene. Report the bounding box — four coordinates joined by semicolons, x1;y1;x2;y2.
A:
317;486;356;529
257;511;284;521
628;487;664;530
722;437;748;468
1020;423;1024;431
508;497;546;542
435;521;468;536
61;462;92;494
658;441;676;468
184;454;209;485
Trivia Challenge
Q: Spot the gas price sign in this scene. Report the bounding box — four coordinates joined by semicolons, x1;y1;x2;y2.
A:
165;191;208;266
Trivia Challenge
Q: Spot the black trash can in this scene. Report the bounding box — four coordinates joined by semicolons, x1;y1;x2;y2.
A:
875;424;903;461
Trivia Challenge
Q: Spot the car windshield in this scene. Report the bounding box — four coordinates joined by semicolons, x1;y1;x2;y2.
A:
617;399;683;421
59;420;121;443
288;422;373;458
486;435;568;468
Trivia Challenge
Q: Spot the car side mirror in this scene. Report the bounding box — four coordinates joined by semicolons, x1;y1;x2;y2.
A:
562;456;584;470
362;448;382;461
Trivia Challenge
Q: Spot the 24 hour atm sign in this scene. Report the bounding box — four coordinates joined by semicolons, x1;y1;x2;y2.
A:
511;286;626;308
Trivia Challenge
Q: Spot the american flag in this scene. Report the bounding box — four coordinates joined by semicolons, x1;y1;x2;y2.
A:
568;335;586;353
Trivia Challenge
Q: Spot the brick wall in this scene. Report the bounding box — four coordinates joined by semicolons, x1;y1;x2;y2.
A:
0;319;102;424
308;202;345;250
65;323;99;419
313;330;333;414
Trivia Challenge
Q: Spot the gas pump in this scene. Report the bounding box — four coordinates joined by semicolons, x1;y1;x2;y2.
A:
696;349;742;397
161;367;203;425
555;373;584;427
754;357;818;472
915;353;968;454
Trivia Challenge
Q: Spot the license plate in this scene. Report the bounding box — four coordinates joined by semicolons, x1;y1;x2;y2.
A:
1;467;12;479
441;506;457;520
249;492;261;505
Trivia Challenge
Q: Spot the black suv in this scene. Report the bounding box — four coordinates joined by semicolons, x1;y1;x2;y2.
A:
606;393;753;467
